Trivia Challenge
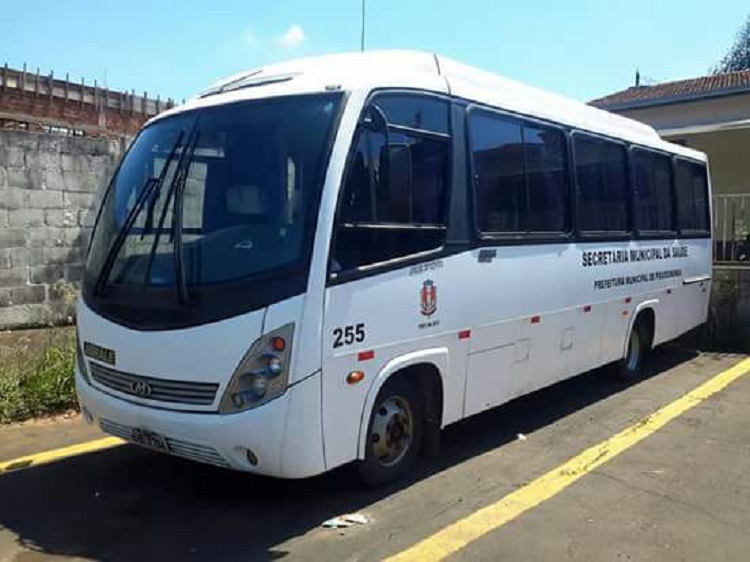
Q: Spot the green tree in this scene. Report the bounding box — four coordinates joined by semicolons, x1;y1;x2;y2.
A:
713;15;750;74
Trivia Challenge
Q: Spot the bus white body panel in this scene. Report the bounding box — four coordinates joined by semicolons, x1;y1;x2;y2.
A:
75;51;712;480
322;238;710;468
77;295;328;477
77;364;326;477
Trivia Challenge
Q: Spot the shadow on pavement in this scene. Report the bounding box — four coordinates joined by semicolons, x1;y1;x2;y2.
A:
0;346;698;561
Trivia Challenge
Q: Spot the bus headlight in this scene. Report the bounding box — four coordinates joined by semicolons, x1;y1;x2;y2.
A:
267;356;283;376
219;323;294;414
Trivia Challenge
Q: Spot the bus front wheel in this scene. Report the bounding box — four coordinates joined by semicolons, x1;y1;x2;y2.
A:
359;377;423;486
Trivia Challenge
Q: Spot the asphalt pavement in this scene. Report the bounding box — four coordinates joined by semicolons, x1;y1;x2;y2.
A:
1;346;748;561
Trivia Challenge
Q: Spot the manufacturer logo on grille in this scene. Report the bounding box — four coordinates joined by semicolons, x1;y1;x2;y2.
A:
130;379;152;398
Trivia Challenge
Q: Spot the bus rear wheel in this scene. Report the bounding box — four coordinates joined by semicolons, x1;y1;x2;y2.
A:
359;378;423;486
618;317;650;380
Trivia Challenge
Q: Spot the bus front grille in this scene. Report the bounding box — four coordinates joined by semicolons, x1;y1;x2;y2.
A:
89;362;219;406
99;418;231;468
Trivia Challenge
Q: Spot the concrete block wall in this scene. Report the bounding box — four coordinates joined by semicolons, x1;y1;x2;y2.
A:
705;266;750;351
0;129;126;328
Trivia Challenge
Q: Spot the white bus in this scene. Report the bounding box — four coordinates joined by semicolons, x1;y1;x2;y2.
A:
75;51;712;484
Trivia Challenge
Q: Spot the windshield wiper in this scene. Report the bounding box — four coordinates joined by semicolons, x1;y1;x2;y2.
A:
170;129;201;304
94;132;184;295
142;127;196;288
141;131;185;239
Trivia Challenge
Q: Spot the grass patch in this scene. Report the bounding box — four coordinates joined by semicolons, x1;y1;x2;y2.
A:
0;328;78;424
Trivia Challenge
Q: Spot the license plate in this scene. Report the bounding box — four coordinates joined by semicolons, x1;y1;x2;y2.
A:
131;428;170;453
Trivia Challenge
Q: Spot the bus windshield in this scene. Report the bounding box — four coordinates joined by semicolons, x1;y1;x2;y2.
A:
84;93;342;327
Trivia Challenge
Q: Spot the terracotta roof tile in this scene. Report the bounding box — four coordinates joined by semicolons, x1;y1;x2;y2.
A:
590;70;750;109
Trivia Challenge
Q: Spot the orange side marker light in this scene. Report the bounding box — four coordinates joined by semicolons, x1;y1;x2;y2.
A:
347;371;365;385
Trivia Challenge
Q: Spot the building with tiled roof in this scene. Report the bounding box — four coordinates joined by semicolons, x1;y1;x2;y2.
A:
592;70;750;262
590;70;750;199
590;70;750;111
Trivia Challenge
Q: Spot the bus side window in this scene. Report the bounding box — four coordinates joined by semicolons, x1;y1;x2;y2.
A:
675;160;710;234
470;113;525;233
690;165;710;232
633;149;674;233
574;135;629;233
469;111;570;235
524;123;569;232
332;97;450;273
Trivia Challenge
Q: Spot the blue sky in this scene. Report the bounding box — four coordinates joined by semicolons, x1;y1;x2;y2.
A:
1;1;748;103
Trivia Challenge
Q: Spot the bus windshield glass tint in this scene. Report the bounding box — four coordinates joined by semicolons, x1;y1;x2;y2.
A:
86;94;341;291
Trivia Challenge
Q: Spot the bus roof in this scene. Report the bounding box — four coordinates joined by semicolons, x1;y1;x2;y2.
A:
153;50;705;162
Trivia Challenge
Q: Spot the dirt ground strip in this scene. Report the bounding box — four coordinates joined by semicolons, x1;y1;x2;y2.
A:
0;347;748;561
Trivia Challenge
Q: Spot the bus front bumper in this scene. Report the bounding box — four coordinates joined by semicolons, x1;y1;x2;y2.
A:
75;370;326;479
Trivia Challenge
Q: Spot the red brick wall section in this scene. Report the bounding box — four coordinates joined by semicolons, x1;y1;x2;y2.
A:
0;66;176;137
0;88;149;137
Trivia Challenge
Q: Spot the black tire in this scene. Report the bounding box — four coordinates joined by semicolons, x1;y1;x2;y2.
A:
359;378;423;486
618;317;649;380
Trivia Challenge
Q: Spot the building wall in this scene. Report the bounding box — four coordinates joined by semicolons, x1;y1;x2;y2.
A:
617;93;750;132
676;129;750;195
616;96;750;196
0;66;175;329
1;64;173;137
1;84;149;137
706;266;750;351
0;129;125;328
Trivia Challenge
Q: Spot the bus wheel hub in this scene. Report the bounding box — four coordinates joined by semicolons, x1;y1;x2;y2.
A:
371;396;413;467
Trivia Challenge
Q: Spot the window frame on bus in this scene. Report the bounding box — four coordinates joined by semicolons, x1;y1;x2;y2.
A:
629;146;679;239
326;88;460;286
569;130;633;241
673;156;711;238
465;104;574;245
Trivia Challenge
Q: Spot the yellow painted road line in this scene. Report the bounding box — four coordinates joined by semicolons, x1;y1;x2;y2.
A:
0;436;124;475
387;357;750;562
